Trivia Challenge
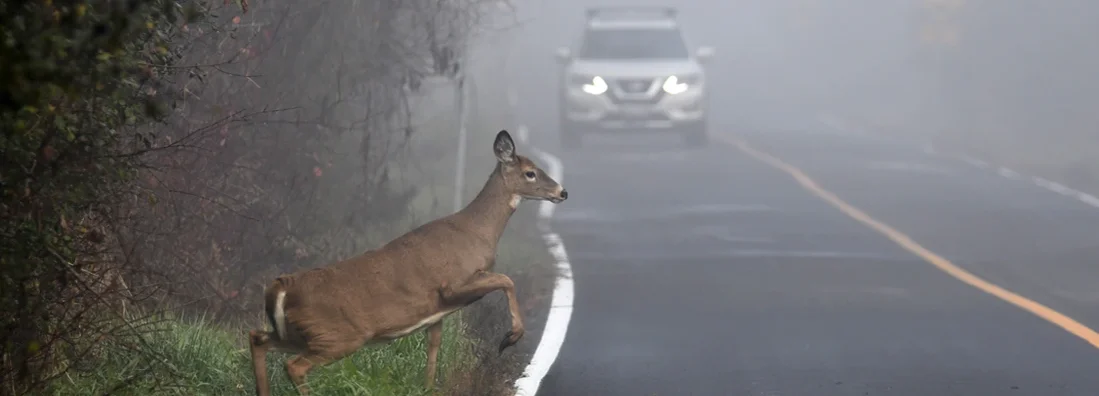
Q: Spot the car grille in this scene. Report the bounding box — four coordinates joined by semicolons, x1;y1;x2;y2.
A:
614;78;655;94
603;112;671;123
607;88;663;105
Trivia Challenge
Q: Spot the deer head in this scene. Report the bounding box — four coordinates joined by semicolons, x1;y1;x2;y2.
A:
491;130;568;204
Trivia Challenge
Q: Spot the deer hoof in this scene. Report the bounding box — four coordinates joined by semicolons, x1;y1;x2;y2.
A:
498;329;524;355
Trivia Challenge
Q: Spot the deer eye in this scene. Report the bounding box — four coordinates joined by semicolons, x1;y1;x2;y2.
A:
524;171;536;180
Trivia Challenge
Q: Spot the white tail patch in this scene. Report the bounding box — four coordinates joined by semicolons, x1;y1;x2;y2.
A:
273;290;288;340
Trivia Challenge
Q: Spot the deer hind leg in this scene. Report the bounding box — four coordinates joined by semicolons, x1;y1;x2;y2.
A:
286;335;366;395
425;321;443;389
439;271;524;354
285;352;336;396
249;330;276;396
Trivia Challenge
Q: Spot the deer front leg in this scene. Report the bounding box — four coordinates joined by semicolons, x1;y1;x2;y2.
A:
439;271;524;354
424;321;443;389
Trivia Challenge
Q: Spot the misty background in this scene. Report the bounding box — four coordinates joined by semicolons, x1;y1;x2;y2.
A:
491;0;1098;187
4;0;1098;393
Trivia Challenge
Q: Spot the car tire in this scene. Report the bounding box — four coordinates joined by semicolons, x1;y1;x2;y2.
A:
682;119;709;148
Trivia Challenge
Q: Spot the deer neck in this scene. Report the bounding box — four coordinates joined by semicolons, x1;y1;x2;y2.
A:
458;163;518;245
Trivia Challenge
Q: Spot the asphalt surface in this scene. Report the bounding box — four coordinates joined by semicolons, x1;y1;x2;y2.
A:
524;127;1099;396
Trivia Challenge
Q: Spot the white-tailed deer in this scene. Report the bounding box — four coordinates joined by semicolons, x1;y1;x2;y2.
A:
248;130;567;395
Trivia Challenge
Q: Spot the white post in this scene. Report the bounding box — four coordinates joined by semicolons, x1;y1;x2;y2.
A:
453;68;468;213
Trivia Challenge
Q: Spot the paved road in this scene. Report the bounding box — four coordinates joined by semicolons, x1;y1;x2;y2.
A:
525;127;1099;396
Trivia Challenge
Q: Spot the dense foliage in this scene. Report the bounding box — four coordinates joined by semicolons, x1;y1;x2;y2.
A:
1;1;193;392
0;0;485;393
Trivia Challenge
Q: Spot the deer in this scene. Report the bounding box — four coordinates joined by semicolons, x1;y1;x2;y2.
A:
248;130;568;395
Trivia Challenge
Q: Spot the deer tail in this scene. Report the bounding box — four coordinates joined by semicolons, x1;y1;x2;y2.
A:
264;278;289;341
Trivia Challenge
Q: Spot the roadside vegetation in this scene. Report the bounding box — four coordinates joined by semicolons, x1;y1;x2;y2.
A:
0;0;553;395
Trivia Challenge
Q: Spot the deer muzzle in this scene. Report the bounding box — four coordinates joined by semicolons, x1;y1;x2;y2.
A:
550;188;568;203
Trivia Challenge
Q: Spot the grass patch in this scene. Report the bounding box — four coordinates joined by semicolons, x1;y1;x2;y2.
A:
46;315;471;396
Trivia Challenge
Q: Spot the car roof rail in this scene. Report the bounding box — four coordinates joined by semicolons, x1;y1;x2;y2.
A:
585;6;677;21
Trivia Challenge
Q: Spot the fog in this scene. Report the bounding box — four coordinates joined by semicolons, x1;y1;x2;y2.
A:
475;0;1099;184
7;0;1099;392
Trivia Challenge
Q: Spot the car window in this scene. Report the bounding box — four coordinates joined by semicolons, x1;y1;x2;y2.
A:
578;28;689;60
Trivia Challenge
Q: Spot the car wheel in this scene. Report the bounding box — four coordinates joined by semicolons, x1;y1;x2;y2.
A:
682;119;709;148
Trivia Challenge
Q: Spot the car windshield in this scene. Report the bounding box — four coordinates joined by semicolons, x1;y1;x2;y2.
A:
578;28;689;60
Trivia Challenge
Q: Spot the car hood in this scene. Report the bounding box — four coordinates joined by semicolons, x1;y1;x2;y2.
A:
566;59;702;78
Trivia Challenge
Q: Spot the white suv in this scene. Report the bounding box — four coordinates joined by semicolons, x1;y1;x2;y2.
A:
555;6;714;149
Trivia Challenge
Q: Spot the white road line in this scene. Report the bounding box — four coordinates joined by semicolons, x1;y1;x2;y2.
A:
961;156;990;169
1033;176;1074;196
997;166;1021;179
959;157;1099;209
818;112;1099;210
977;162;1099;209
1077;192;1099;208
513;124;574;396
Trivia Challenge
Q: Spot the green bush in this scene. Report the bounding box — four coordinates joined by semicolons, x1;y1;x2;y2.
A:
0;1;200;392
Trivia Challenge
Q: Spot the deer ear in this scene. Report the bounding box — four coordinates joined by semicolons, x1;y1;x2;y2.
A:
493;130;517;164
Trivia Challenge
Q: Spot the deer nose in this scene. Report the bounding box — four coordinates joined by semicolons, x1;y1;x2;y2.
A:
559;189;568;200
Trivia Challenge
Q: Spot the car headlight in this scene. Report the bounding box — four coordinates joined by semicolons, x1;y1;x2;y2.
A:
578;75;607;95
662;75;700;95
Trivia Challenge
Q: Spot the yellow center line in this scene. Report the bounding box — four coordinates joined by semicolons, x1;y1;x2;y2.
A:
725;136;1099;350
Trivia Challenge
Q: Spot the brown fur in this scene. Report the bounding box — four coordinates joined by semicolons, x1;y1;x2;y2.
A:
248;130;567;395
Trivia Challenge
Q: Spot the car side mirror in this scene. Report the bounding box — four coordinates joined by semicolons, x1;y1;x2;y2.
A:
555;47;572;64
696;46;715;63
